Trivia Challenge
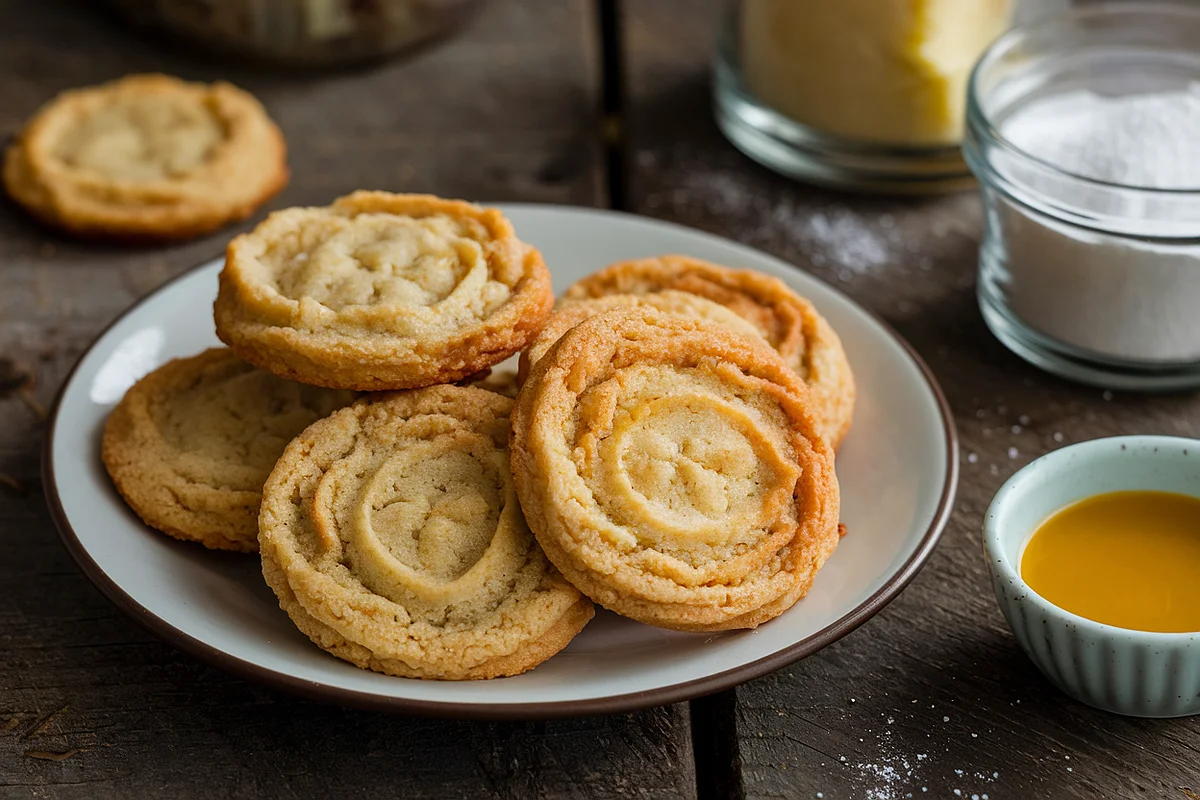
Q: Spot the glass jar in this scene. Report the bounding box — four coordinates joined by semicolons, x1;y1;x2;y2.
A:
109;0;481;67
714;0;1014;193
964;4;1200;391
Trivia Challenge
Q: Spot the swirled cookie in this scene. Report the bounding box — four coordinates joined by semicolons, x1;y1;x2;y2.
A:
517;290;764;383
101;348;355;552
214;192;554;391
3;74;287;240
511;308;841;632
564;256;855;448
259;386;593;679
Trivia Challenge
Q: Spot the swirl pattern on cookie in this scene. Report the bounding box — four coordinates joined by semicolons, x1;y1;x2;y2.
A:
3;74;287;240
259;386;593;679
511;308;841;632
215;192;554;391
564;256;855;448
101;348;355;552
517;290;764;382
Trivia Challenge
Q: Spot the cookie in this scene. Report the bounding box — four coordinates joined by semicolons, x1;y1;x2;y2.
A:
517;290;764;383
464;368;520;398
214;191;554;391
3;74;288;241
258;386;593;680
511;308;841;632
101;348;355;552
564;256;855;448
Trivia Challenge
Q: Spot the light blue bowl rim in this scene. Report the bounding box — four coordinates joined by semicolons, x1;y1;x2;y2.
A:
984;434;1200;643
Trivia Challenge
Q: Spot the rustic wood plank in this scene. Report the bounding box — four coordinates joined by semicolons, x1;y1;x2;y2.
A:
622;2;1200;798
0;2;697;797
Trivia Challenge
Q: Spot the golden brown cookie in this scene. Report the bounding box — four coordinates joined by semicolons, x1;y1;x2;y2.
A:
464;368;520;398
564;256;855;448
214;191;554;391
259;386;593;680
3;74;288;241
511;308;841;632
517;290;764;383
101;348;355;552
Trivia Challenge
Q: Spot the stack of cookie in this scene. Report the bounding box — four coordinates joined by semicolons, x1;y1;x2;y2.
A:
514;256;854;631
100;189;855;680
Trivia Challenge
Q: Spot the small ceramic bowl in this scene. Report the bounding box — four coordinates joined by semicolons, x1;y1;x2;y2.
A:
984;435;1200;718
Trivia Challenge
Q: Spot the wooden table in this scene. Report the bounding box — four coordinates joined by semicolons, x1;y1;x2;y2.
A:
2;1;1198;797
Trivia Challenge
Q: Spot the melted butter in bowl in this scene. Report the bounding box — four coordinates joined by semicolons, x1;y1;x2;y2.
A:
984;436;1200;717
1021;491;1200;634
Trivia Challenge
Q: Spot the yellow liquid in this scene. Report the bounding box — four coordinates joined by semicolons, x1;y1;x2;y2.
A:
1021;491;1200;633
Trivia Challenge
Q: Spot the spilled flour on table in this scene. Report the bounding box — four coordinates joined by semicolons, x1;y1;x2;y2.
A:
845;715;1000;800
849;724;926;800
792;207;890;275
640;164;893;277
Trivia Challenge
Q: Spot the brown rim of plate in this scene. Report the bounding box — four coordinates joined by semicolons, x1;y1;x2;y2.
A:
41;236;959;722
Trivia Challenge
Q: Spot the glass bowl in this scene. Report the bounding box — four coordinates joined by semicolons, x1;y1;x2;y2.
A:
109;0;482;67
985;436;1200;718
964;3;1200;391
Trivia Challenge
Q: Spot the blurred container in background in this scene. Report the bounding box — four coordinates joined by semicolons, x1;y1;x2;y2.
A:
109;0;481;67
714;0;1016;193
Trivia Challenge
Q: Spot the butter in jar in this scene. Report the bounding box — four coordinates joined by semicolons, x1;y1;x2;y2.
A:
714;0;1013;192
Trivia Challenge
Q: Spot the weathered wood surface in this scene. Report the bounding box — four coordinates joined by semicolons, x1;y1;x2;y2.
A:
622;2;1200;799
6;0;1200;798
0;1;698;798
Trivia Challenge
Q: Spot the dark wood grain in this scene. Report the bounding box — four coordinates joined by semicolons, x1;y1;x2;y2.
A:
9;0;1200;797
621;2;1200;799
0;2;697;798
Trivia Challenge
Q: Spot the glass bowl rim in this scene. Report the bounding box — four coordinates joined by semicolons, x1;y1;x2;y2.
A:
966;1;1200;197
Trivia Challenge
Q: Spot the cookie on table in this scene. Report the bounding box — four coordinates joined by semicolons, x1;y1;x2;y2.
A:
516;290;764;382
3;74;288;241
214;191;554;391
259;385;593;680
511;308;841;632
101;348;355;552
564;255;855;448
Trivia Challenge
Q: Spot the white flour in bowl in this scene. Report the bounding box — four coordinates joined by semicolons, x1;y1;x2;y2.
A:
993;86;1200;363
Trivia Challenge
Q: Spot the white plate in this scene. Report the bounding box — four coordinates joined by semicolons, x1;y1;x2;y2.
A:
45;205;957;718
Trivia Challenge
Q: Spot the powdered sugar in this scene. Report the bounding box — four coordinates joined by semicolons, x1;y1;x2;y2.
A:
837;710;1002;800
988;85;1200;363
1003;86;1200;189
797;209;890;273
638;159;894;277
